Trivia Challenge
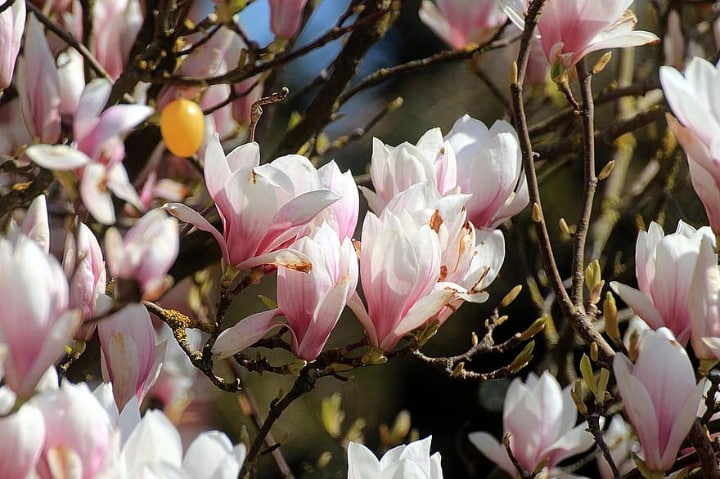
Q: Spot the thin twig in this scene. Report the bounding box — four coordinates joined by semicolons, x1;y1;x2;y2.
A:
338;32;518;106
570;59;597;308
508;0;615;363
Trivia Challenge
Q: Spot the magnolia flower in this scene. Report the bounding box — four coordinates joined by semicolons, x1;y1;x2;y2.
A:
121;409;246;478
57;48;85;117
166;134;338;272
660;57;720;233
501;0;658;70
92;0;142;80
6;194;50;254
348;209;455;351
688;235;720;360
213;223;358;360
419;0;506;49
469;371;595;477
31;382;116;479
25;79;152;224
315;161;359;241
0;236;80;397
269;0;308;39
383;182;505;309
360;128;457;214
0;0;25;93
610;221;714;345
614;328;705;473
445;115;528;228
597;415;635;479
347;436;443;479
63;222;107;340
105;208;179;301
0;404;45;479
99;304;166;410
16;14;61;144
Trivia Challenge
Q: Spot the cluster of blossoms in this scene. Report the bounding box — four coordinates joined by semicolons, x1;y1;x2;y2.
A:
169;111;524;359
5;0;720;476
1;0;529;470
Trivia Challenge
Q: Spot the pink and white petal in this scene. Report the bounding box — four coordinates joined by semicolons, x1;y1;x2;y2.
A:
212;309;284;359
468;228;505;290
660;381;705;470
106;162;143;211
661;68;719;143
182;431;236;479
122;410;183;471
544;421;596;466
236;248;311;272
100;330;140;411
347;292;378;348
83;104;153;155
380;290;454;351
225;141;261;173
418;1;456;48
613;354;663;469
74;79;112;139
0;404;45;479
81;163;117;224
25;144;90;170
684;57;720;123
98;304;157;410
9;310;80;397
576;30;659;64
294;278;351;360
164;203;229;263
610;282;665;331
468;432;516;476
347;442;381;478
204;134;232;199
21;195;49;253
358;186;385;215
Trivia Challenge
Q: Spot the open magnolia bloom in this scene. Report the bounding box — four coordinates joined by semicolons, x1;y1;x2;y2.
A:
610;221;714;345
614;328;705;473
348;208;453;352
444;115;528;228
166;134;339;272
349;182;505;351
347;436;443;479
689;235;720;360
25;79;152;224
501;0;658;70
0;236;80;398
660;57;720;233
105;208;179;302
212;223;358;361
469;371;595;477
360;128;457;215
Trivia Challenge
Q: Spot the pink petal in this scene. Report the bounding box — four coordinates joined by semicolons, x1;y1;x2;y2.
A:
212;309;284;359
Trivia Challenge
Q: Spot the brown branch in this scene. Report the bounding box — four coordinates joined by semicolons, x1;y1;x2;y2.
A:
271;0;401;157
338;30;518;106
508;0;615;363
688;419;719;479
570;59;597;308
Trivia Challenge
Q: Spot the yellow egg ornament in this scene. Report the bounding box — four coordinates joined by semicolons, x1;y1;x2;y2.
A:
160;99;205;157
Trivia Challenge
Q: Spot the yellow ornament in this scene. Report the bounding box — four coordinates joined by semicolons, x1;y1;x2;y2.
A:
160;99;205;157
